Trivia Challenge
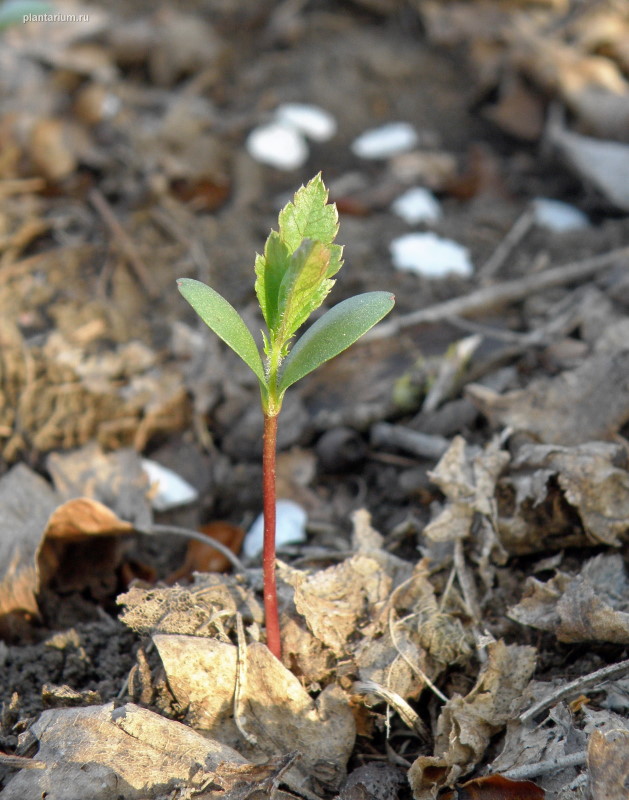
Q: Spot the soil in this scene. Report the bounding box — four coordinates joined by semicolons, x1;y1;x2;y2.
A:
1;2;629;799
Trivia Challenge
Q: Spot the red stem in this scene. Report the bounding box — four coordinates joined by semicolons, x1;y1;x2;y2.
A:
262;413;281;660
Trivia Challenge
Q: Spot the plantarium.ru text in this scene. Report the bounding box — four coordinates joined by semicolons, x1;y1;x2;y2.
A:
177;173;394;660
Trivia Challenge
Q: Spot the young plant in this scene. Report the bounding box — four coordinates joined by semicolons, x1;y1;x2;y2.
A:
177;174;394;660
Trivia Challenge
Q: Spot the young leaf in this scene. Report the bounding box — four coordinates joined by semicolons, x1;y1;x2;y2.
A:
274;239;334;350
254;231;291;333
278;291;395;393
254;174;344;347
278;173;339;252
177;278;267;385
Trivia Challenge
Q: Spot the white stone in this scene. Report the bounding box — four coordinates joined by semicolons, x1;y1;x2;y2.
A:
275;103;337;142
390;232;473;277
532;198;589;232
246;121;309;170
142;459;198;511
351;122;418;159
391;187;442;224
243;499;307;559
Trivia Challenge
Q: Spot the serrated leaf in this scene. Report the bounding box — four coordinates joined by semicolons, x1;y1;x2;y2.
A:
278;173;339;252
177;278;266;385
278;292;395;393
274;239;334;349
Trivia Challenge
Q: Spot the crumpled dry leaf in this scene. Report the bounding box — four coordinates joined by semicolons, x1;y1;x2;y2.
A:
509;553;629;644
467;349;629;445
0;702;246;800
498;441;629;553
152;634;355;793
119;574;264;637
408;641;536;798
0;464;59;636
0;445;157;633
281;511;412;658
424;436;509;543
587;728;629;800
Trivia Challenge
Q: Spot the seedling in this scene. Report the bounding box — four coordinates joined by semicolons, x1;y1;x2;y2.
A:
177;174;394;659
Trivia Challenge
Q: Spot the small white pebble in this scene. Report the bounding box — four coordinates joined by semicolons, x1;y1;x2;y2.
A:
142;459;198;511
532;198;589;232
246;121;309;170
243;499;307;559
275;103;337;142
390;232;473;278
391;187;442;224
351;122;418;159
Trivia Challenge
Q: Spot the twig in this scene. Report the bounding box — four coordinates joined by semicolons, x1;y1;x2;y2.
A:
353;680;429;740
454;539;481;625
89;188;158;299
478;205;535;282
365;245;629;342
520;657;629;724
233;613;257;746
0;753;46;770
137;524;249;576
370;422;449;460
501;751;587;780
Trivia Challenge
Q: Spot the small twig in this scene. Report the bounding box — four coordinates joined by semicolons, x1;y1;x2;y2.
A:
136;524;249;576
501;751;587;780
454;539;481;625
0;753;46;770
353;680;429;740
370;422;449;460
89;188;158;299
233;613;257;746
365;245;629;342
478;205;535;282
520;657;629;724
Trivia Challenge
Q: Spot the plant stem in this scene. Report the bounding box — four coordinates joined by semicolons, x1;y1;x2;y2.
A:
262;412;281;660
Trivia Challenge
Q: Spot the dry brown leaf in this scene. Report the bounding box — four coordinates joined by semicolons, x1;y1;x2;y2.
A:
119;575;264;637
424;436;508;543
152;634;355;792
587;728;629;800
510;554;629;644
497;441;629;554
441;773;544;800
409;641;536;798
166;521;245;581
0;464;59;636
0;702;246;800
467;349;629;445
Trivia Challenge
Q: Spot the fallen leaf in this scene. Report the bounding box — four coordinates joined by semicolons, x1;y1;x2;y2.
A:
152;635;356;792
0;702;246;800
409;642;536;796
166;521;245;581
509;554;629;644
441;773;544;800
467;349;629;445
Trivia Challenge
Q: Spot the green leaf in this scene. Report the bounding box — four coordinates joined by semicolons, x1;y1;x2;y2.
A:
275;239;334;349
254;175;344;351
278;173;339;253
177;278;266;385
254;231;290;333
278;291;395;393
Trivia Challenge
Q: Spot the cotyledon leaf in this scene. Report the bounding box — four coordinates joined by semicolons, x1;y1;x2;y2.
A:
278;291;395;394
177;278;267;385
